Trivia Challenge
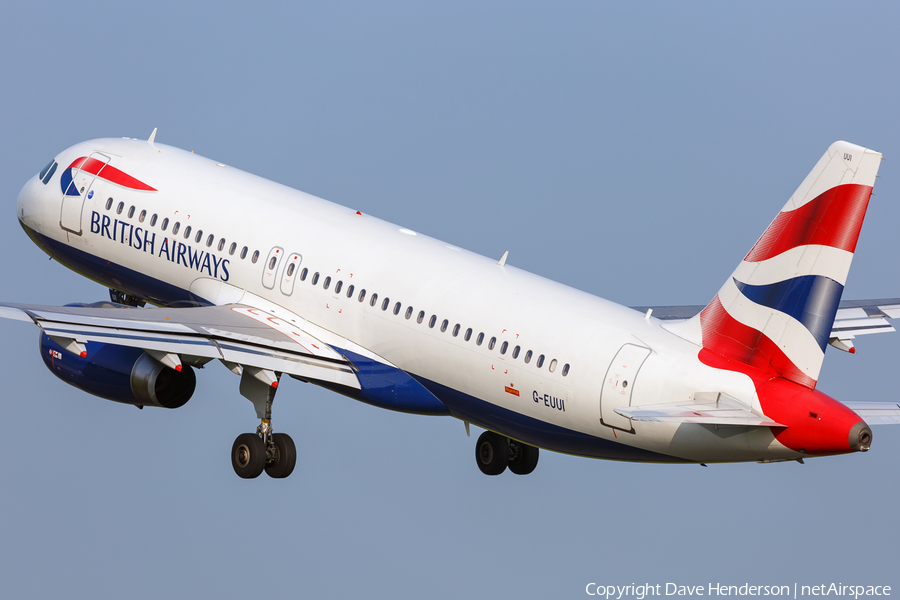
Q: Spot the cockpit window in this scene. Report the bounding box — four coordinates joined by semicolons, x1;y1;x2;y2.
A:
39;160;54;180
40;160;58;185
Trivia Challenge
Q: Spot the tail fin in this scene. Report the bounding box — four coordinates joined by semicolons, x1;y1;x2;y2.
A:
665;141;882;388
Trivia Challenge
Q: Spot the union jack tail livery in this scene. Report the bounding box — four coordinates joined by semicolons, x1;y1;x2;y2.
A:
669;141;882;388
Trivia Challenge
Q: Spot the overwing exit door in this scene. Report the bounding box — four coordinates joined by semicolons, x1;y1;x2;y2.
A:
599;344;651;433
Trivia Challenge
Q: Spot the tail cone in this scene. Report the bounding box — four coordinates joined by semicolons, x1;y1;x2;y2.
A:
849;422;873;452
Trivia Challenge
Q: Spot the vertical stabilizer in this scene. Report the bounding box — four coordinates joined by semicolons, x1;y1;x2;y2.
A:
664;142;882;388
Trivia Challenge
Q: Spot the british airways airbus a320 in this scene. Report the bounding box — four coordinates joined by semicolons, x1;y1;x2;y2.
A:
4;131;900;479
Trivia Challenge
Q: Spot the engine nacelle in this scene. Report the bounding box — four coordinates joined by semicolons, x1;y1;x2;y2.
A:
40;333;196;408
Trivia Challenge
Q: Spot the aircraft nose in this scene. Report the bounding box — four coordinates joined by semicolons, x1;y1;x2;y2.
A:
17;166;52;229
17;175;39;222
848;422;873;452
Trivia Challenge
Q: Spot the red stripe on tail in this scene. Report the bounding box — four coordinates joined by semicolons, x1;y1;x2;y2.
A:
744;184;871;263
699;296;816;388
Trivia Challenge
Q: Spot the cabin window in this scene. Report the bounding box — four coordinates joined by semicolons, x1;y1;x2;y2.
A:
206;234;214;247
312;272;319;285
512;346;520;359
404;306;412;319
240;247;247;259
218;238;225;251
500;341;508;354
268;256;278;270
183;225;192;239
161;218;169;231
429;315;437;328
106;198;114;210
562;363;570;377
323;276;331;290
117;202;125;215
334;280;343;294
346;284;355;298
489;337;497;350
549;359;558;373
251;250;259;263
464;328;472;341
417;311;425;324
476;333;484;346
286;263;295;277
128;206;135;218
229;243;237;255
537;355;545;368
358;289;365;302
195;230;203;243
380;297;389;310
150;214;158;227
370;293;379;307
440;320;449;332
300;268;308;281
524;350;533;364
172;222;180;235
452;324;460;337
139;210;146;223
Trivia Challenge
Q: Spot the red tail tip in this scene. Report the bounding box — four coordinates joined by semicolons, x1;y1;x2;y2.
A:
271;381;278;389
850;347;856;354
80;351;87;358
175;365;183;372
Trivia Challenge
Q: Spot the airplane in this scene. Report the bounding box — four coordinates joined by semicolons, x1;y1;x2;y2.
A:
4;132;900;479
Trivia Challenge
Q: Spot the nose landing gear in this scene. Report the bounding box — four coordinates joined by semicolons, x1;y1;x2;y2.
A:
475;430;539;476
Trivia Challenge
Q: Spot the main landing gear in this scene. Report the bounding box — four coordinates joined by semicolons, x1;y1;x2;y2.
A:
475;431;539;476
231;365;297;479
231;426;296;479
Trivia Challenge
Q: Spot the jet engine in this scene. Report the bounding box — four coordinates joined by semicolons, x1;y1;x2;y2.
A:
39;333;195;408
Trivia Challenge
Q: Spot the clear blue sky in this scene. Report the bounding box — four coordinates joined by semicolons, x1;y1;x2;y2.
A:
1;2;899;598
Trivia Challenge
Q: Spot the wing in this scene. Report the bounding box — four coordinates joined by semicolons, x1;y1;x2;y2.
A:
842;402;900;425
0;302;360;390
614;393;785;427
632;298;900;353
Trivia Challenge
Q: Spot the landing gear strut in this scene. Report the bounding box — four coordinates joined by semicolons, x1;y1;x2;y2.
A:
475;431;539;476
231;366;297;479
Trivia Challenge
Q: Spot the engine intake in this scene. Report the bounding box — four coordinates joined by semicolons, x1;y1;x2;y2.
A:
40;333;195;408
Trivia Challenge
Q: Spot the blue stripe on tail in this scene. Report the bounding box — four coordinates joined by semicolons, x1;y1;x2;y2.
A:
733;275;843;351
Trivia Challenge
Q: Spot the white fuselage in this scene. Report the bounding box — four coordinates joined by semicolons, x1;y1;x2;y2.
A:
16;137;799;463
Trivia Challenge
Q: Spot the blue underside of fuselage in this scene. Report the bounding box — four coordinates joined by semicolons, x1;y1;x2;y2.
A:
23;223;688;462
22;222;211;307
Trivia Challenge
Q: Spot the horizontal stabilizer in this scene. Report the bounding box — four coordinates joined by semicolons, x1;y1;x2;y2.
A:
635;299;900;354
616;394;784;427
842;402;900;425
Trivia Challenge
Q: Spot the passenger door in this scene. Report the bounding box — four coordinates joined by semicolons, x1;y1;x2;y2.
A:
599;344;651;433
60;153;110;235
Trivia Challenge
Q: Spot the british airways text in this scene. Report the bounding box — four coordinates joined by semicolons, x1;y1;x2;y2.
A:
90;211;230;281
